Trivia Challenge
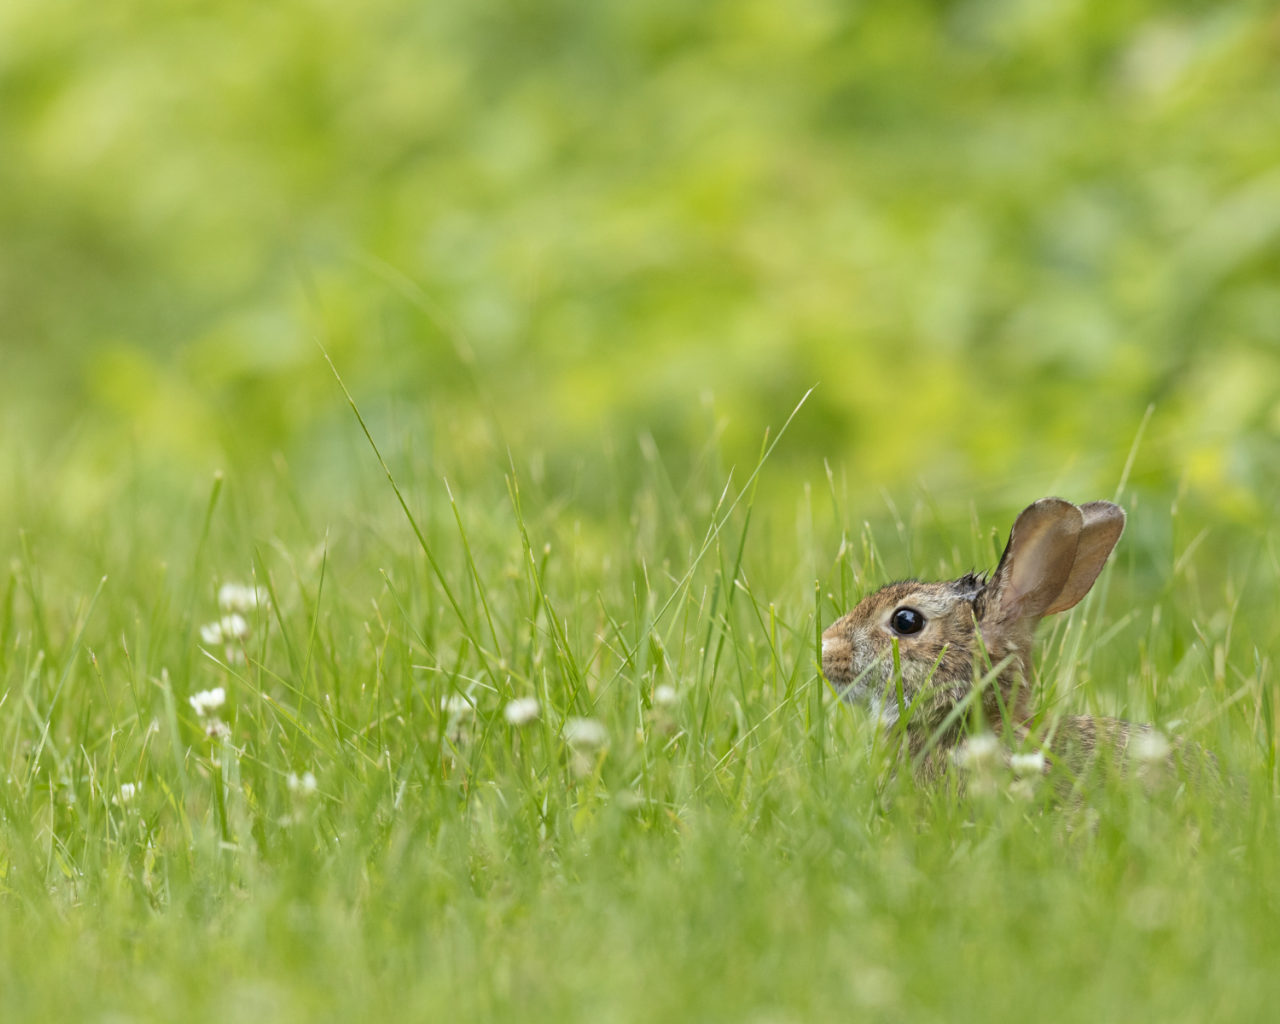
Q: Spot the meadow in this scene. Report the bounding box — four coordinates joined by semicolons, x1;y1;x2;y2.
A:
2;381;1277;1023
4;0;1280;1020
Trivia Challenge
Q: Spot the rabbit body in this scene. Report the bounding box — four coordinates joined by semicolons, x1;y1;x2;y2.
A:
822;497;1130;773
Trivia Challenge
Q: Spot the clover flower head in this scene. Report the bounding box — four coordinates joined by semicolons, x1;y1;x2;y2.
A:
188;687;226;717
199;621;223;645
199;615;250;646
953;732;1000;770
1010;750;1046;777
218;582;270;614
1133;730;1171;763
504;697;540;726
205;719;231;740
563;717;608;749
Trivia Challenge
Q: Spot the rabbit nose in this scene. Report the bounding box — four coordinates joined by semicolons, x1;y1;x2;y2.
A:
821;632;851;682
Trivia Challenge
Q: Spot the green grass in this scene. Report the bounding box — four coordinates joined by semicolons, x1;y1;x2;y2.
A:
1;384;1276;1024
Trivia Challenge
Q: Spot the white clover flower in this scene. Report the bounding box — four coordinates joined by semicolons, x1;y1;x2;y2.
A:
287;771;318;796
218;582;270;614
198;615;250;646
188;687;226;716
199;621;224;645
1008;778;1039;801
205;719;231;740
118;782;140;804
219;614;250;641
504;697;540;726
653;685;678;708
441;694;476;717
1133;730;1171;763
1010;750;1046;777
953;732;1000;770
563;717;608;749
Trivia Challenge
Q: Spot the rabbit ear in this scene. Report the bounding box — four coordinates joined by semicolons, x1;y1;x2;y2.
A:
1042;501;1125;614
986;498;1084;627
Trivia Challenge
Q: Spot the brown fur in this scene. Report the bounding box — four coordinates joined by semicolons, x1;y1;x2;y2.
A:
822;497;1132;774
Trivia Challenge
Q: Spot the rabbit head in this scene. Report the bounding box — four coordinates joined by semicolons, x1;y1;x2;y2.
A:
821;498;1125;741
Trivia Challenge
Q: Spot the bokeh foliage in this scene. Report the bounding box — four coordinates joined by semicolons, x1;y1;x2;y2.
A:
5;0;1280;515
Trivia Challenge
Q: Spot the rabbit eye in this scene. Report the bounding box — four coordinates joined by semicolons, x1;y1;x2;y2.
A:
891;608;924;635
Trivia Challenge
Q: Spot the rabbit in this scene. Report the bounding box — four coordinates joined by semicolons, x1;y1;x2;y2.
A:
821;496;1166;782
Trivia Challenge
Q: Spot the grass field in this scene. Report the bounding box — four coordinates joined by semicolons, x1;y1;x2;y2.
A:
1;377;1278;1022
5;0;1280;1020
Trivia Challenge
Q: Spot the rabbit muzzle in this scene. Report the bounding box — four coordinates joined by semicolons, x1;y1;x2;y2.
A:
821;621;887;704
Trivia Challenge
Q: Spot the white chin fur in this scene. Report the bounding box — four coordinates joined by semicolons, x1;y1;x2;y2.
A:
869;695;900;729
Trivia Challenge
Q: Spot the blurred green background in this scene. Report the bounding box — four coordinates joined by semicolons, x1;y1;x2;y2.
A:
3;0;1280;529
